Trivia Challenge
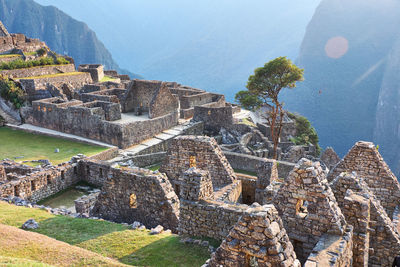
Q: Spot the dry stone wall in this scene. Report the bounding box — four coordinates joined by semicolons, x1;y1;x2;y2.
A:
328;141;400;219
89;161;180;231
0;161;79;203
30;97;178;148
193;105;234;133
273;158;346;263
320;147;340;170
0;64;75;79
207;204;300;267
160;136;237;190
304;226;353;267
330;171;400;266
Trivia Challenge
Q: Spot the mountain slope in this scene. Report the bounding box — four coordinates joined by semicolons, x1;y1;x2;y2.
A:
0;0;140;78
281;0;400;173
34;0;320;99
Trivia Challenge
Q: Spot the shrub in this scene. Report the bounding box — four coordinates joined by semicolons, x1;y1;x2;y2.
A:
0;76;25;109
36;48;47;57
289;113;321;156
0;56;69;71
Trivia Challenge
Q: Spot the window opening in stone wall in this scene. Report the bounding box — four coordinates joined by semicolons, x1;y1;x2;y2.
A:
61;170;65;180
86;166;90;176
189;155;196;168
14;185;19;197
296;199;308;218
129;193;137;208
74;166;77;175
31;180;36;191
47;175;51;184
175;184;181;197
99;168;103;178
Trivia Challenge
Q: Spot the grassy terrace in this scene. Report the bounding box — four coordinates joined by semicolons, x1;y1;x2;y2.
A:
0;127;108;164
19;71;85;80
0;202;210;266
0;54;21;58
100;75;117;82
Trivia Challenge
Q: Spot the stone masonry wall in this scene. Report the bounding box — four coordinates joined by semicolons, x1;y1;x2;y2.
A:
330;171;400;266
90;162;180;231
74;192;99;215
193;105;233;133
149;83;179;119
0;64;75;79
273;159;347;263
31;97;178;148
328;141;400;219
223;151;295;181
304;226;353;267
208;204;300;267
160;136;237;190
179;199;247;240
0;161;79;203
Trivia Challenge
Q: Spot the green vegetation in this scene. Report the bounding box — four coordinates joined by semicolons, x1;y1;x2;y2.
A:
0;54;21;59
0;56;69;71
0;127;108;164
0;76;25;108
0;255;54;267
234;168;257;177
0;202;210;266
238;117;257;127
146;163;161;171
36;48;47;57
235;57;304;159
289;113;321;156
100;75;117;82
21;71;83;80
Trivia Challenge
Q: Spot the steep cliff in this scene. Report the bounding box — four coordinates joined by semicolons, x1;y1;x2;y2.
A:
0;0;140;78
282;0;400;174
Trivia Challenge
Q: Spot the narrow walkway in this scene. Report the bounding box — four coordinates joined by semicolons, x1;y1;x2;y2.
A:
6;124;115;148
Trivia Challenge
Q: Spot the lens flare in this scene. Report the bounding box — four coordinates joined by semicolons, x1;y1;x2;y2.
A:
325;36;349;59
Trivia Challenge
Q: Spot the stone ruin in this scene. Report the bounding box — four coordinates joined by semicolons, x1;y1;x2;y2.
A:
0;20;9;37
160;135;238;190
328;141;400;218
272;159;348;264
320;146;340;170
2;136;400;265
207;204;301;267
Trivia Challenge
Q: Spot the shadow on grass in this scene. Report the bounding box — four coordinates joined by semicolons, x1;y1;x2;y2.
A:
32;216;128;245
118;235;210;267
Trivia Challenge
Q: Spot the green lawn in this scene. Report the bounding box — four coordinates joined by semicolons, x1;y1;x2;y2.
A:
0;202;210;267
20;71;84;80
100;75;117;82
234;168;257;177
0;255;54;267
0;127;108;164
0;54;21;58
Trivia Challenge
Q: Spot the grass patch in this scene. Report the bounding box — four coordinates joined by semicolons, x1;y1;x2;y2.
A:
0;54;21;59
0;255;54;266
19;71;85;80
0;127;108;164
100;75;117;82
0;202;211;266
234;168;257;177
25;51;38;56
239;117;257;127
145;163;161;171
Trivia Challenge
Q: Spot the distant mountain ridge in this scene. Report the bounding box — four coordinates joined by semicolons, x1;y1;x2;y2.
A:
281;0;400;174
0;0;140;78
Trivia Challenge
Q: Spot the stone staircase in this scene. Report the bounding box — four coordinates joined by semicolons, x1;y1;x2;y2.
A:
0;98;21;125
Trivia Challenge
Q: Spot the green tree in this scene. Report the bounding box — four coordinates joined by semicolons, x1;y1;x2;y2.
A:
235;57;304;159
